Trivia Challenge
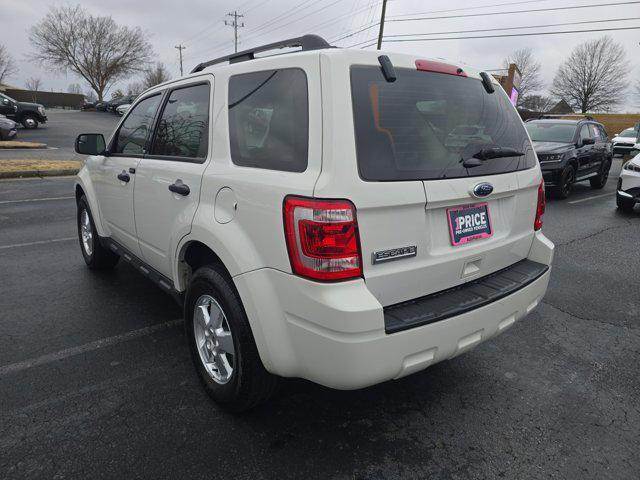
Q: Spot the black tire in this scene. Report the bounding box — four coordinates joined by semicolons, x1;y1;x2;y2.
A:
77;196;120;270
616;193;635;212
552;165;575;199
590;159;611;189
21;114;39;129
186;264;279;412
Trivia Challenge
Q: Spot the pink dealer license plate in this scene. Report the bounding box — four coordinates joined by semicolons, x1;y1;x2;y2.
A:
446;203;493;246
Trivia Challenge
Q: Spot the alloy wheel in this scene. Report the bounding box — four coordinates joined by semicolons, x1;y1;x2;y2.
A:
193;295;235;384
80;209;93;256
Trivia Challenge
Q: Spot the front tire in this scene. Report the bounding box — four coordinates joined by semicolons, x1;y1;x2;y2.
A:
21;115;39;129
590;160;611;189
616;193;635;212
186;264;279;412
77;196;120;270
552;165;575;199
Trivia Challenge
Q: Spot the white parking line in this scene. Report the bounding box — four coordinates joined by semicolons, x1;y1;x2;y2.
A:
0;237;76;250
0;196;74;205
568;193;613;204
0;319;182;377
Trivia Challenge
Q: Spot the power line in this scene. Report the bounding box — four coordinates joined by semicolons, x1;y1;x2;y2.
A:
383;17;640;39
387;0;549;18
387;1;640;23
356;25;640;48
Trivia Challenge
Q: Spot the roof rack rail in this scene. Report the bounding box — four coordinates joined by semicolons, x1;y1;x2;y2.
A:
533;114;596;121
191;34;332;73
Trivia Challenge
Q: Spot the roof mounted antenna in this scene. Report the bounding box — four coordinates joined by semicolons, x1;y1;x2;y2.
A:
191;34;332;73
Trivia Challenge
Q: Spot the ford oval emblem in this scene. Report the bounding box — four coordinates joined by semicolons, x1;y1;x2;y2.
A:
473;182;494;197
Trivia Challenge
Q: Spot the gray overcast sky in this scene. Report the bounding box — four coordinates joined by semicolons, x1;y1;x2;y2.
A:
2;0;639;109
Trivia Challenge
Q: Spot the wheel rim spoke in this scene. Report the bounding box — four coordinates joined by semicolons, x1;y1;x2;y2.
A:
215;329;234;355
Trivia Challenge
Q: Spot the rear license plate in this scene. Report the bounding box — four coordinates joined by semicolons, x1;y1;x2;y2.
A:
447;203;493;246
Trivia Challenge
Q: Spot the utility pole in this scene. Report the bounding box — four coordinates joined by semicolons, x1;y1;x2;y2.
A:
376;0;388;50
225;11;245;53
175;44;186;76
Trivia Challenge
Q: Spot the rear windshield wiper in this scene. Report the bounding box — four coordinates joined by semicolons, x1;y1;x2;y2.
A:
462;146;524;168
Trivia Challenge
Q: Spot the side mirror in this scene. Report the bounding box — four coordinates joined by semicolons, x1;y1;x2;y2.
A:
581;137;595;146
75;133;106;155
2;99;9;105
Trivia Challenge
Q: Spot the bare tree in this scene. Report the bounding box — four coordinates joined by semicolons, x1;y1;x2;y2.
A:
111;89;125;100
127;81;144;97
29;5;153;101
519;94;554;113
0;44;18;83
67;83;83;94
551;36;629;113
143;63;171;89
85;89;97;103
25;78;43;102
503;47;543;106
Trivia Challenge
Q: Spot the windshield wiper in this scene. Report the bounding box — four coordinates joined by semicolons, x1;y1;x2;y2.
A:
462;146;524;168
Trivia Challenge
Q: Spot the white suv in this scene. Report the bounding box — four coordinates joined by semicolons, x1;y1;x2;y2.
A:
74;35;554;411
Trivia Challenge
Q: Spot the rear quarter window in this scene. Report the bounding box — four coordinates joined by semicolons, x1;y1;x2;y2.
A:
228;68;308;173
350;66;536;181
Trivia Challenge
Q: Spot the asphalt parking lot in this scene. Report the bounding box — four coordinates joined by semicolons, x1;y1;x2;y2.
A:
0;110;119;160
1;162;639;479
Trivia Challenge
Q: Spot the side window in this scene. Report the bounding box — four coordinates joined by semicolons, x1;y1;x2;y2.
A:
579;124;592;143
589;124;601;142
598;125;608;141
228;68;308;172
113;95;161;155
150;83;210;159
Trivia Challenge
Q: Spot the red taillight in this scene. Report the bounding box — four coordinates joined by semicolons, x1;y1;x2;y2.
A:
283;196;362;281
534;180;546;231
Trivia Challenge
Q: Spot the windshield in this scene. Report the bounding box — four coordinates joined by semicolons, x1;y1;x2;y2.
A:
0;93;15;102
350;66;535;181
619;129;637;138
525;122;576;143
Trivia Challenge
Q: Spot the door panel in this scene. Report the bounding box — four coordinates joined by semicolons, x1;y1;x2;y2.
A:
92;157;142;255
576;124;595;176
134;81;212;277
92;94;163;256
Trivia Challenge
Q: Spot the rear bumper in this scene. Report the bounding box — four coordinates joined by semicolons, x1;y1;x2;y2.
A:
234;232;554;390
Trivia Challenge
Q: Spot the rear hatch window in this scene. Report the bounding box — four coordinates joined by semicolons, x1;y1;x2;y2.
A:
350;66;536;181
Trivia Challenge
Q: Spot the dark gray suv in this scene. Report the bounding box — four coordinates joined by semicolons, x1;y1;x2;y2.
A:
525;118;612;199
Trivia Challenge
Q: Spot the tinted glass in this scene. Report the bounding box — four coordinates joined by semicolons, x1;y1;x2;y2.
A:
151;84;210;159
589;124;601;141
579;124;592;142
350;66;536;181
114;95;161;155
526;122;576;143
228;69;308;172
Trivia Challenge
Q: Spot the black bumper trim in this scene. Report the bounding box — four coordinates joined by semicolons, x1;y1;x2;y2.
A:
383;259;549;334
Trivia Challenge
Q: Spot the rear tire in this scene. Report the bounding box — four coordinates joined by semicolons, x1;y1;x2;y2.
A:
590;160;610;189
616;193;635;212
77;196;120;270
186;264;279;412
552;165;575;199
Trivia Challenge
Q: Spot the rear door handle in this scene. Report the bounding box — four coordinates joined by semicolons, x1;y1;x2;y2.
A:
168;181;190;196
117;171;130;183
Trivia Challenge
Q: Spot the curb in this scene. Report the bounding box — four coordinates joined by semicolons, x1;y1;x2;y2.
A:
0;168;79;179
0;142;48;150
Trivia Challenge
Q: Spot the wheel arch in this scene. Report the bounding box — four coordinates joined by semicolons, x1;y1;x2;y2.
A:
74;172;106;237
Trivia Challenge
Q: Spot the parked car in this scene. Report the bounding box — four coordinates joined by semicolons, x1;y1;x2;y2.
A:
611;127;638;156
108;95;137;114
115;103;130;116
617;146;640;211
95;101;111;112
0;114;18;140
0;92;47;129
525;118;612;199
82;101;97;110
73;35;553;411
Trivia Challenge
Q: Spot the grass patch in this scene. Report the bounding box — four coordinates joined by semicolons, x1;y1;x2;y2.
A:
0;159;80;174
0;141;48;149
